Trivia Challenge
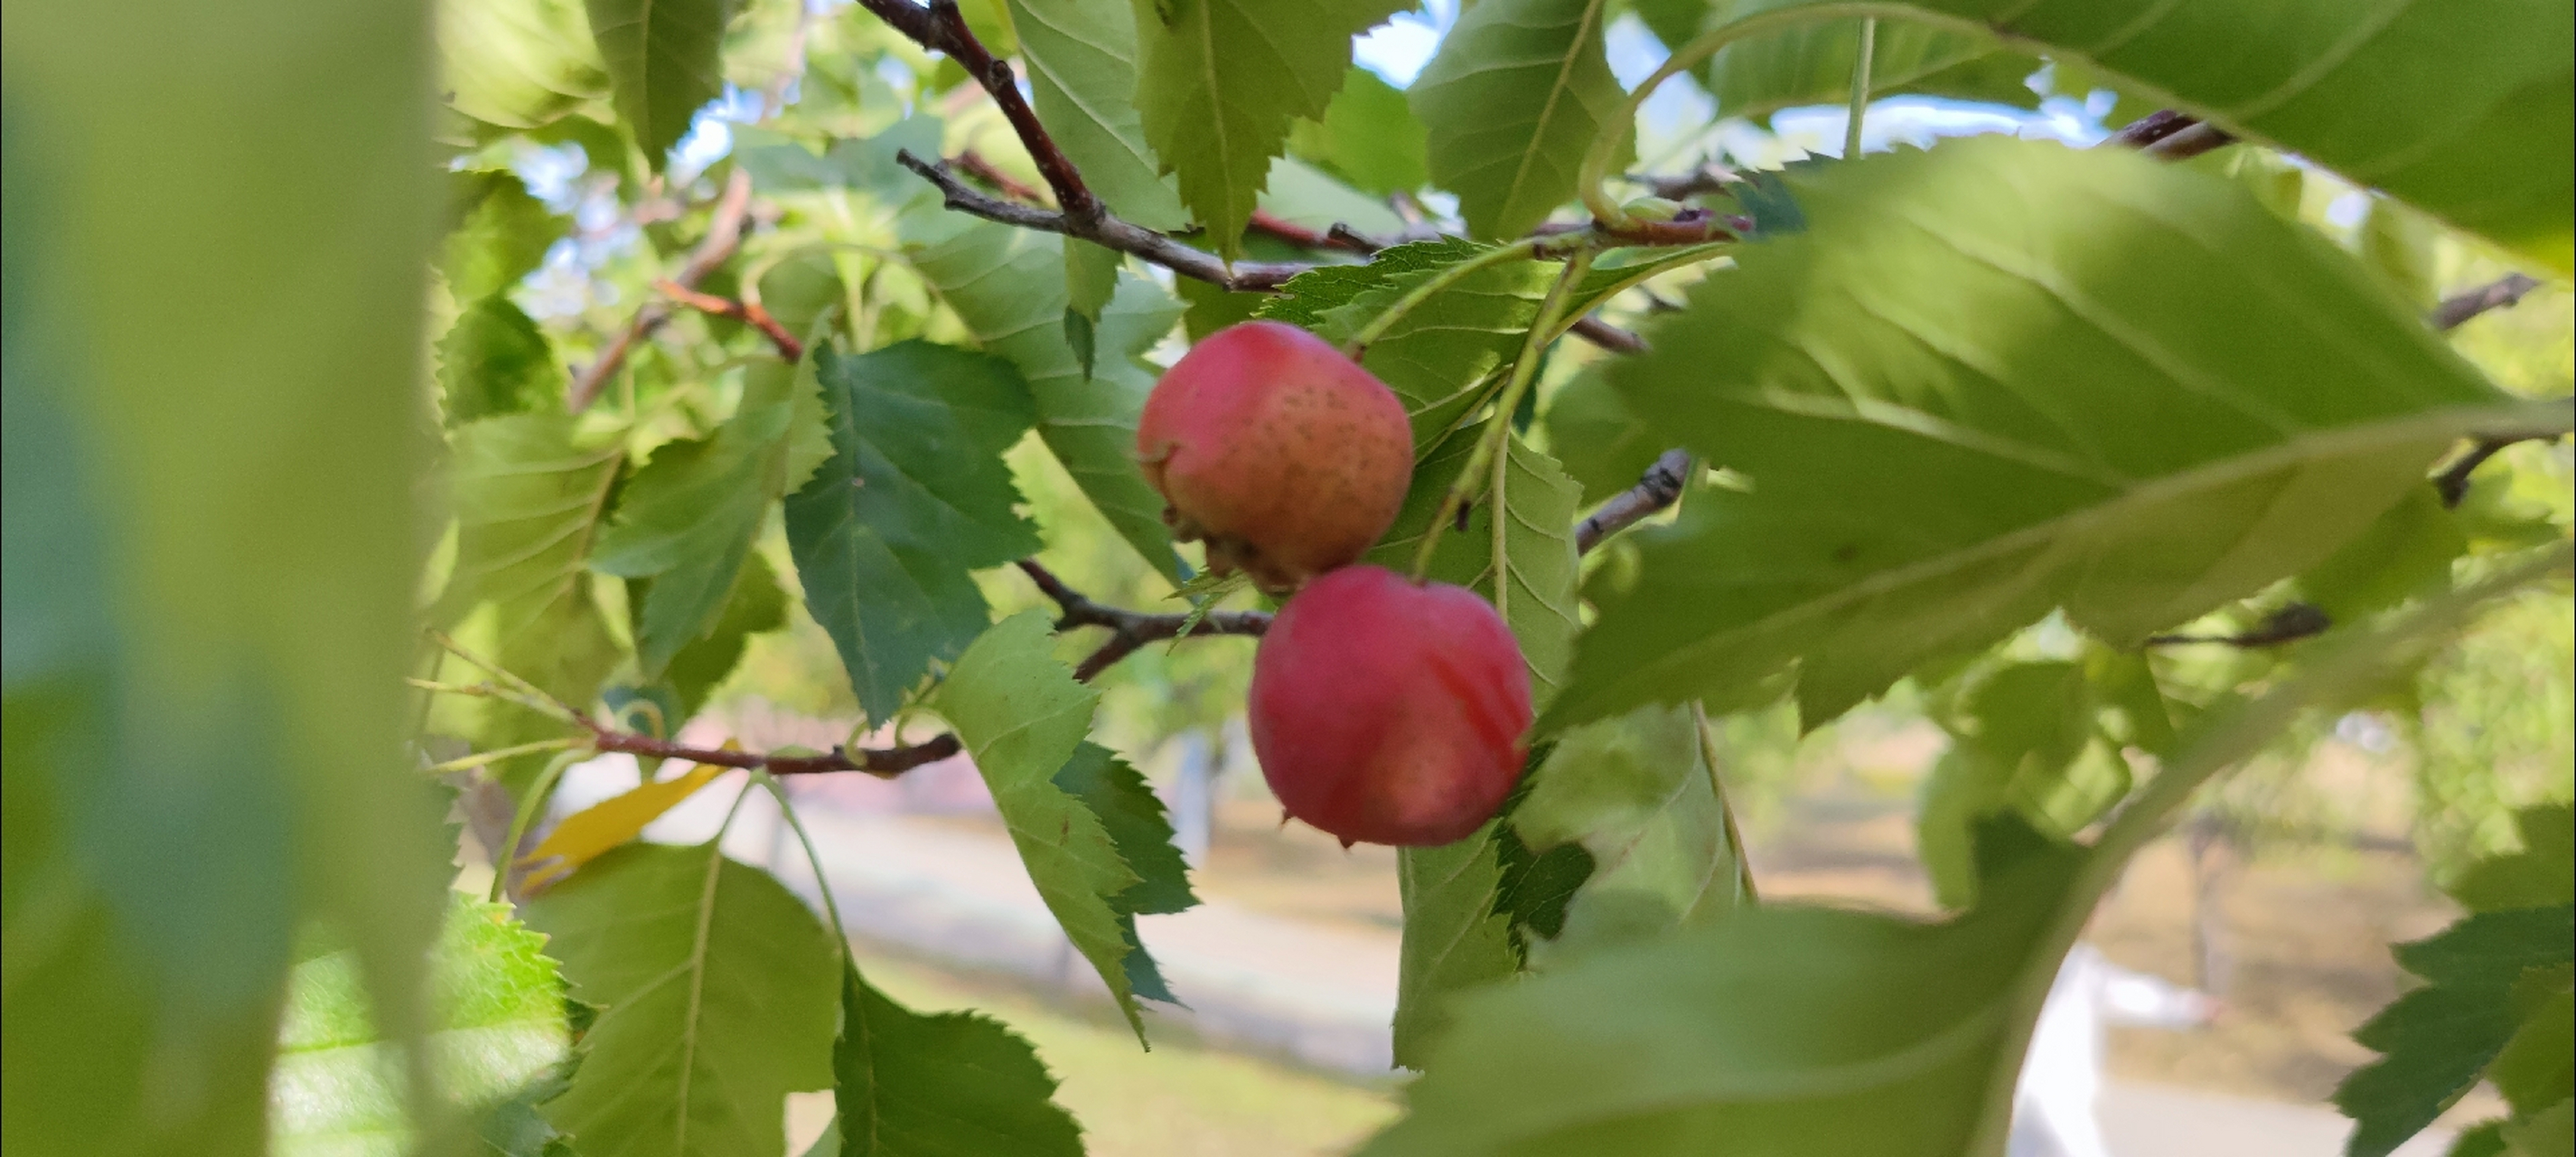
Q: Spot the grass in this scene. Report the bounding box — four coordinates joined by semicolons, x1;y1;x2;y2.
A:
836;944;1402;1157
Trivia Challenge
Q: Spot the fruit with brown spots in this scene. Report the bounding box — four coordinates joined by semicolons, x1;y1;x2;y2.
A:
1249;565;1532;847
1136;321;1412;593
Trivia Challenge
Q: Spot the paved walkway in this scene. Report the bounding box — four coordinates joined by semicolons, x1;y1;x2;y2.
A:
637;771;2452;1156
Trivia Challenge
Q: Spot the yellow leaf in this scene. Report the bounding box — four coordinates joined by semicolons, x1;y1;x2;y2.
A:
520;762;725;888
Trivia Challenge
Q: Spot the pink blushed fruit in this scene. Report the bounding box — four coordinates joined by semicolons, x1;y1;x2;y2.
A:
1248;565;1533;847
1137;321;1412;593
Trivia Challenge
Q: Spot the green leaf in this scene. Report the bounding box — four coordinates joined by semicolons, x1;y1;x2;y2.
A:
1064;239;1121;378
1700;14;2038;124
445;170;568;304
1411;0;1626;239
1918;663;2138;908
1550;136;2531;733
655;547;787;721
783;340;1041;722
2335;906;2576;1157
272;895;571;1152
1007;0;1190;230
1054;740;1199;1002
523;842;841;1157
1541;366;1663;506
1368;431;1584;709
2299;487;2466;623
931;612;1160;1037
2450;804;2576;914
1259;155;1410;239
1361;819;2086;1157
903;212;1186;579
594;361;822;679
440;0;612;130
1510;704;1749;967
441;296;567;425
1128;0;1407;258
733;116;946;197
2491;988;2573;1117
829;962;1085;1157
5;4;449;1151
1289;66;1429;196
1709;0;2574;273
1393;829;1520;1070
2360;195;2442;312
2504;1099;2576;1157
585;0;735;168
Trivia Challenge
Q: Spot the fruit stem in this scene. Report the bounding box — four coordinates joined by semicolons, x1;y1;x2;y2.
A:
1339;233;1568;360
1410;248;1598;581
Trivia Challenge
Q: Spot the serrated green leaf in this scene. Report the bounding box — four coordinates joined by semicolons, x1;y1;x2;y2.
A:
2336;906;2576;1157
932;612;1159;1038
1707;0;2573;273
2491;988;2573;1118
1700;13;2038;124
1541;366;1663;506
903;212;1186;579
1511;704;1748;966
2299;487;2466;623
443;415;625;709
1361;818;2086;1157
1369;432;1583;707
1321;252;1560;452
1393;829;1520;1070
1289;66;1429;196
272;895;571;1154
1129;0;1407;259
2504;1099;2575;1157
2450;804;2576;914
1007;0;1189;229
441;0;612;130
656;548;786;721
441;296;567;425
445;170;568;303
594;362;819;679
1054;740;1199;1003
784;340;1040;722
829;962;1085;1157
585;0;735;168
523;842;842;1157
1411;0;1626;239
1550;136;2533;733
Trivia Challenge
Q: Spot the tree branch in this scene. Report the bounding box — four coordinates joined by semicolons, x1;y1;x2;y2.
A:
585;723;962;778
1015;560;1272;681
1575;449;1693;552
2144;602;2331;649
2433;273;2543;333
568;167;756;411
2106;109;2233;160
856;0;1099;224
656;280;803;362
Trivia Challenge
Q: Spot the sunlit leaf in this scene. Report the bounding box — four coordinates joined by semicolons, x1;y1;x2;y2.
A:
1550;136;2534;733
441;0;611;130
1412;0;1626;239
440;296;566;426
523;842;841;1157
585;0;735;168
1128;0;1407;258
1289;66;1429;196
1007;0;1189;230
1393;827;1519;1070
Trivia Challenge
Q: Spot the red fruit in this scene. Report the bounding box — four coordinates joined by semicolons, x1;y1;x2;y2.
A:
1249;566;1533;847
1137;320;1412;593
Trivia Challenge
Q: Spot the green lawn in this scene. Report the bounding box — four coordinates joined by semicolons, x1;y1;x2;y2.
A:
843;946;1402;1157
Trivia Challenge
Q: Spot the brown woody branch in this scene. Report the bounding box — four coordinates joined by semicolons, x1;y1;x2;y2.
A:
657;280;804;362
2144;602;2331;649
2434;273;2543;332
1015;560;1273;681
568;168;757;411
896;149;1312;291
1576;449;1694;552
586;724;962;777
857;0;1099;224
2107;109;2234;161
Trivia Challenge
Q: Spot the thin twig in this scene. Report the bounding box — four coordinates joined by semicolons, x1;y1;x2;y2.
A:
856;0;1100;224
1015;560;1271;682
2144;602;2331;649
1575;449;1693;552
2433;273;2544;332
586;724;963;778
657;280;804;362
568;168;757;411
2142;120;2234;161
896;150;1311;291
2107;109;2197;150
